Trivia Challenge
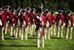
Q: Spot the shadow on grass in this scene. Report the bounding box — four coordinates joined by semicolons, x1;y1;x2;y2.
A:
0;37;18;40
0;37;64;40
5;38;17;40
51;37;64;39
0;36;36;40
28;37;36;39
0;44;36;47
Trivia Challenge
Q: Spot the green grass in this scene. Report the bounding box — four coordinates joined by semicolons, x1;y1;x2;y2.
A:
0;27;74;50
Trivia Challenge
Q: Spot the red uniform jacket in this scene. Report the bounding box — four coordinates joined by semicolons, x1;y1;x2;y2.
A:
23;13;30;26
12;15;18;25
7;11;12;22
54;15;58;25
42;15;47;27
60;14;65;25
48;14;53;26
28;13;33;23
1;12;6;26
41;13;47;36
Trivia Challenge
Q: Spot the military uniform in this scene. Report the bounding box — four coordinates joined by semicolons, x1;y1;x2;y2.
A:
1;10;7;40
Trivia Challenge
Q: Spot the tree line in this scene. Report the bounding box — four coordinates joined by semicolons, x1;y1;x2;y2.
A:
0;0;74;11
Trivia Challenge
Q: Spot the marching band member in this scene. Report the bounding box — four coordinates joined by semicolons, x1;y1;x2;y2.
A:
69;13;74;39
65;10;73;39
17;10;22;39
1;8;7;40
50;11;56;36
23;10;30;40
57;10;64;37
53;12;58;36
41;10;48;39
33;10;42;47
31;9;36;35
27;8;33;35
47;12;53;36
20;10;24;40
50;11;54;35
5;6;11;34
40;11;48;47
12;10;18;38
34;11;40;47
46;11;52;39
59;10;65;38
21;10;26;40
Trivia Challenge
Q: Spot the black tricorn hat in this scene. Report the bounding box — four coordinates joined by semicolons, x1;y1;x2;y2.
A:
21;9;26;12
58;10;63;13
66;10;72;13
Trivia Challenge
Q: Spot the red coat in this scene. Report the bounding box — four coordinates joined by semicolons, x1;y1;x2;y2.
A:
60;15;65;25
42;15;47;27
7;11;12;22
48;14;53;26
4;10;7;16
12;15;18;25
54;15;58;25
28;13;33;22
1;12;6;26
23;14;30;26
